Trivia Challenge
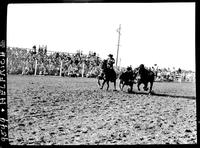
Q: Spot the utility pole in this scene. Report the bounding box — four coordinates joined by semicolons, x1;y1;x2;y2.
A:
119;58;121;69
116;24;121;67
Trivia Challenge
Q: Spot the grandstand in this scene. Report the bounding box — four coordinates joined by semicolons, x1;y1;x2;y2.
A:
7;46;102;77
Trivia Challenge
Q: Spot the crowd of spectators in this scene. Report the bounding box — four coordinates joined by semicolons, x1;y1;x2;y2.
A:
7;46;102;77
7;46;195;82
148;65;195;82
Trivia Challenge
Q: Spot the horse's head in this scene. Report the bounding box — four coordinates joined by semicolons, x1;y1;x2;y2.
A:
102;60;108;70
103;59;107;64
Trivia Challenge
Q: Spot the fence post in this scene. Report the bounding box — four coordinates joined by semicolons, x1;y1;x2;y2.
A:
60;59;63;77
43;63;46;75
178;75;182;83
34;59;37;76
22;61;24;75
82;62;85;77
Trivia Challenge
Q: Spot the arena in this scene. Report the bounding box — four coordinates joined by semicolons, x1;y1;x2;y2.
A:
6;3;196;145
7;75;196;145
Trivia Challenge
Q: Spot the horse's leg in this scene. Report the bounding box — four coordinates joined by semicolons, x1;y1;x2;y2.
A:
130;82;133;92
106;81;109;91
144;82;149;91
137;80;141;91
119;80;122;90
101;79;106;89
97;76;101;87
122;83;125;91
113;80;117;91
149;81;154;94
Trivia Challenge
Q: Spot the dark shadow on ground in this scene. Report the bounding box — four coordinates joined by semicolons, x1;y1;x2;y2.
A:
127;91;196;100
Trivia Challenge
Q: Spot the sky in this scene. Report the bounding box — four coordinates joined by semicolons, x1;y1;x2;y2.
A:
7;3;195;71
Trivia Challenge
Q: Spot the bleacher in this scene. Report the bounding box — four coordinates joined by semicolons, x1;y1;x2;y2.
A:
7;46;102;77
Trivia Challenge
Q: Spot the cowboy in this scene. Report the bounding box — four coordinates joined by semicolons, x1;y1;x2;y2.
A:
126;66;135;81
126;66;133;72
138;64;146;78
107;54;115;69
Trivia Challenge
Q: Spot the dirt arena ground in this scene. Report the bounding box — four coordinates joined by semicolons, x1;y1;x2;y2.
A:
7;75;196;145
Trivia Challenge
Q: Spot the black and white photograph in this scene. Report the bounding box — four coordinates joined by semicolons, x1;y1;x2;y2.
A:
6;2;196;145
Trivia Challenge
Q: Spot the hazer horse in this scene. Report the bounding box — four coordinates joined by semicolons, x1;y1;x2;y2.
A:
119;69;138;92
137;65;155;94
97;60;117;91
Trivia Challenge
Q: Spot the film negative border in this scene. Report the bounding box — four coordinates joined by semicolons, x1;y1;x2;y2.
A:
0;0;198;147
0;0;8;147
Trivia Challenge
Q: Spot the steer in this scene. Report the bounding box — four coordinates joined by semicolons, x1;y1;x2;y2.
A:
137;64;155;94
119;67;137;92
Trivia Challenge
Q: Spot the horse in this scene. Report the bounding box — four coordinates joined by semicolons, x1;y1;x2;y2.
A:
137;65;155;94
97;59;117;91
119;69;137;92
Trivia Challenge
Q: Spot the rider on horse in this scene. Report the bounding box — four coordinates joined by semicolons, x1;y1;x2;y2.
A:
107;54;115;69
98;54;117;90
99;54;115;78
